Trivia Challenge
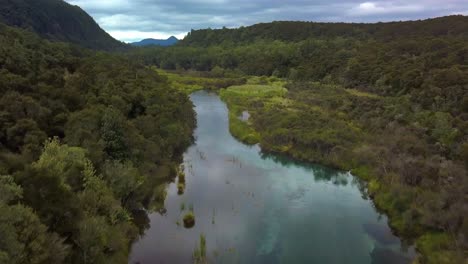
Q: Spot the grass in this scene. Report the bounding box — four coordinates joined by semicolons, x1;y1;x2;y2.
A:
227;111;260;144
219;76;288;145
153;67;246;94
220;84;286;98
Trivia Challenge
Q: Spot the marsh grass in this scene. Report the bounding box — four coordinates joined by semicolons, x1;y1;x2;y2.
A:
219;77;287;145
153;67;246;94
193;234;207;264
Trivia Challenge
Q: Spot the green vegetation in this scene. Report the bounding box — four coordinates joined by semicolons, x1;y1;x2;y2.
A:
133;16;468;262
151;67;246;94
181;16;468;45
177;183;185;195
193;234;208;264
177;165;186;194
1;1;467;262
220;80;467;263
416;233;461;264
219;77;286;144
0;23;195;263
178;166;186;183
183;211;196;228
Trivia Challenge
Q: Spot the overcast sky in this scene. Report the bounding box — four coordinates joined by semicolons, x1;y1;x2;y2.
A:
65;0;468;42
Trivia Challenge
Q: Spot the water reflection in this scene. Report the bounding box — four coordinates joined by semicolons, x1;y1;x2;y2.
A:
129;91;414;264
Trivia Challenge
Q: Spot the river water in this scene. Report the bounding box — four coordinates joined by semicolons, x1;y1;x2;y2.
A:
129;91;414;264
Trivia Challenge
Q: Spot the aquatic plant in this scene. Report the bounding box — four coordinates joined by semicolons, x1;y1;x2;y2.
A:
193;234;207;264
177;183;185;195
178;171;185;183
183;212;196;228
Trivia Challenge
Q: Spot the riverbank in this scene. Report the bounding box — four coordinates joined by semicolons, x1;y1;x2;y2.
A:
157;69;466;264
130;90;414;263
220;78;465;264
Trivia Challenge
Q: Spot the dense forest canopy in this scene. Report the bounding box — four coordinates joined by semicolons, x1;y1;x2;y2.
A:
0;0;127;50
181;15;468;46
0;23;195;263
130;15;468;263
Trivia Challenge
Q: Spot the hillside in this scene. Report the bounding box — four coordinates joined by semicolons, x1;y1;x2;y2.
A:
131;36;179;47
0;0;127;50
181;15;468;46
0;22;195;263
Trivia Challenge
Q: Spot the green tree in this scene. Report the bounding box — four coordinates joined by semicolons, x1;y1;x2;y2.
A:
0;175;69;264
100;107;129;161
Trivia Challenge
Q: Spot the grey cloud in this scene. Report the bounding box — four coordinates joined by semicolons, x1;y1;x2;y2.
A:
65;0;468;42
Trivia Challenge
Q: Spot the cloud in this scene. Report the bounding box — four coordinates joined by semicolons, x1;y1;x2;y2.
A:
349;2;424;16
108;30;187;43
64;0;468;42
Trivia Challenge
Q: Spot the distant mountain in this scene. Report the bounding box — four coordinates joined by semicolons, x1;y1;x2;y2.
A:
131;36;179;47
0;0;127;50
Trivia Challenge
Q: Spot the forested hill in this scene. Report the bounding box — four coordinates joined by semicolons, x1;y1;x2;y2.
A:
0;22;195;263
181;15;468;46
0;0;127;50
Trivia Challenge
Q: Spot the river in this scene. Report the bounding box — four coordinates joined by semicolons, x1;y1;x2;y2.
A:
129;90;414;264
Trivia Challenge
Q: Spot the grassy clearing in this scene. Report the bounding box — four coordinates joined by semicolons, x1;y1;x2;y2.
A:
153;67;246;94
221;84;286;98
228;111;260;144
219;76;288;145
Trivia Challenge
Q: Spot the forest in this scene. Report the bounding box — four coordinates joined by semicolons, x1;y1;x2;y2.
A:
0;23;195;263
0;0;467;261
129;15;468;264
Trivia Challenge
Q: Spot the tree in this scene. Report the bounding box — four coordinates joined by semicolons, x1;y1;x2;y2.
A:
0;175;69;264
101;161;144;207
100;107;129;161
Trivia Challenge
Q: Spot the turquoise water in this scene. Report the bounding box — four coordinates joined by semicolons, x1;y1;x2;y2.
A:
129;91;414;264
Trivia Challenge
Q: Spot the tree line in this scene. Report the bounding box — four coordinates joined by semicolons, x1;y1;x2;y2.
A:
0;23;195;263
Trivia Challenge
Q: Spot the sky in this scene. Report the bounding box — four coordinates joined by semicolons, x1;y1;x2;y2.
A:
65;0;468;43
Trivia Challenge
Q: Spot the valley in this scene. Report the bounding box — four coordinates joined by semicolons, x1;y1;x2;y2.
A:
0;1;466;263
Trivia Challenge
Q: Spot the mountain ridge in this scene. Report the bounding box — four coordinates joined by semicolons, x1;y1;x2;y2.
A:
181;15;468;46
131;36;179;47
0;0;127;50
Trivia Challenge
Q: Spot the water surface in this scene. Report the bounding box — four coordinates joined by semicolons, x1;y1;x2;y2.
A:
130;91;414;264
